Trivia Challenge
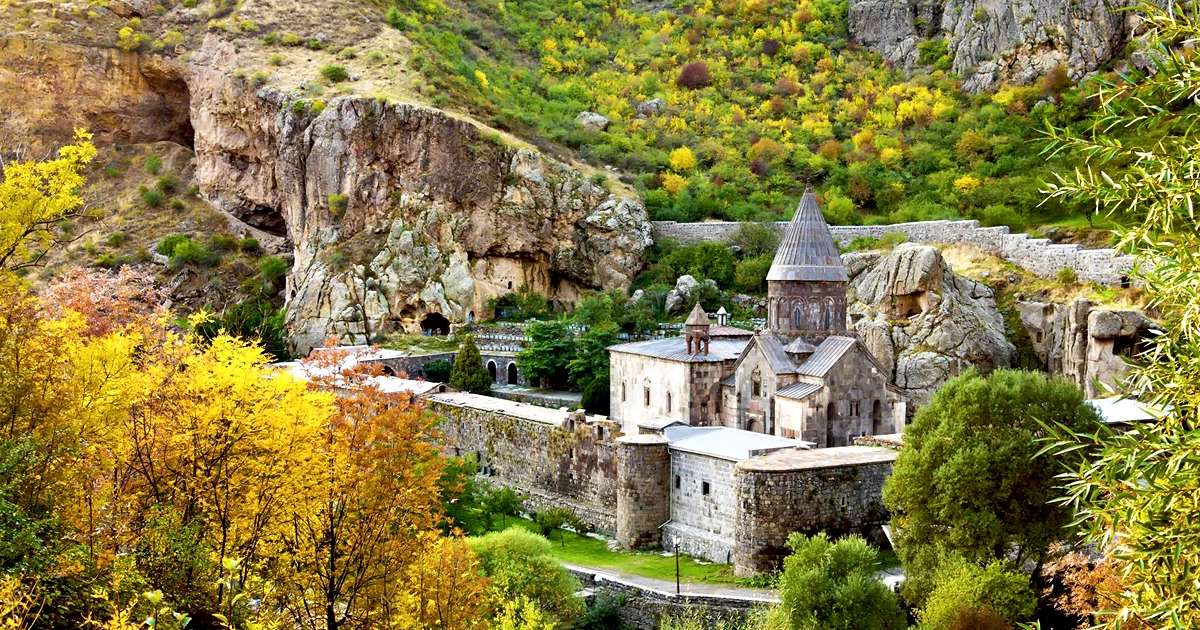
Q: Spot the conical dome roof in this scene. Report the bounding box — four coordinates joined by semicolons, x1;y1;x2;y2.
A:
684;302;710;326
766;187;849;283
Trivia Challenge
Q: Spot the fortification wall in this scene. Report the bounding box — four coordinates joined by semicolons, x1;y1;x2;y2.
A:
653;220;1135;286
567;567;772;630
428;396;620;533
733;447;897;576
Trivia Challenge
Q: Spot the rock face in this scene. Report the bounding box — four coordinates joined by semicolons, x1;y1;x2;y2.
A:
846;244;1015;410
0;37;193;153
189;38;652;352
1018;298;1158;397
574;111;610;131
848;0;1152;92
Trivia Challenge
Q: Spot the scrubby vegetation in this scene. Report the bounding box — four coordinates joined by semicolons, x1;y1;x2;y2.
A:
389;0;1099;231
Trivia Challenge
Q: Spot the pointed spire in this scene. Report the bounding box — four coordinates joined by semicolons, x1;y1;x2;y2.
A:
685;302;711;326
766;187;848;283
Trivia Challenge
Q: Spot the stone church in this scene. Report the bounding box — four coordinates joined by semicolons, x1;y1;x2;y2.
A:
609;188;907;446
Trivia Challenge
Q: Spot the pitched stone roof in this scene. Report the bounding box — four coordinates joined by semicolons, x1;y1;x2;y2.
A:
684;302;711;326
795;336;857;377
756;333;800;375
766;187;849;283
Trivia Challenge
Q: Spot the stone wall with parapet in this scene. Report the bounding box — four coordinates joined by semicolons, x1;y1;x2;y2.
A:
567;567;773;630
428;393;620;533
652;220;1136;286
732;446;897;576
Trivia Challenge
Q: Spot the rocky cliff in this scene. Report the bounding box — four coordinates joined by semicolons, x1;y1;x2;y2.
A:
849;0;1150;91
845;244;1015;409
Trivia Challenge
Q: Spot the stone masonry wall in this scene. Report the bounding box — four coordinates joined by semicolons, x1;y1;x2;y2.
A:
567;567;772;630
665;452;738;564
616;435;672;549
733;448;896;575
429;398;619;533
653;220;1135;286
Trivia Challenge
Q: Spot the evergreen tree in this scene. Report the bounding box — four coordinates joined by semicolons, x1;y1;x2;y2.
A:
517;321;576;390
450;335;492;394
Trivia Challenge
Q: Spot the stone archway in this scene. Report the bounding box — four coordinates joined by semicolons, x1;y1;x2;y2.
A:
872;399;883;434
487;360;497;382
421;312;450;335
825;402;837;448
507;362;518;385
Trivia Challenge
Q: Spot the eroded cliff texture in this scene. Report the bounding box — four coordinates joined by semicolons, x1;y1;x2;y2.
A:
849;0;1150;91
845;244;1015;410
0;36;193;152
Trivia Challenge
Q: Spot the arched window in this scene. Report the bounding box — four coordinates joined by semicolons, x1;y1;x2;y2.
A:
824;299;833;329
751;369;762;397
666;392;672;413
793;304;803;328
507;362;518;384
644;387;650;407
872;399;883;434
487;360;497;382
621;382;627;402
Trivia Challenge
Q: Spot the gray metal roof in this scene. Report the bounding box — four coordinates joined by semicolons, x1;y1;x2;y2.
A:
795;336;856;377
709;325;754;338
757;334;800;375
608;337;748;362
784;337;816;354
720;374;736;387
766;188;849;283
775;381;822;400
663;425;809;461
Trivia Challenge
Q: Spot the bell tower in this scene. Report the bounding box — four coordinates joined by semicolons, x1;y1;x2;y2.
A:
766;187;849;342
683;302;711;355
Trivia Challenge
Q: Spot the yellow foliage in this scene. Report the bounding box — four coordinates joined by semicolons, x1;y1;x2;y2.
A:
475;69;489;89
668;146;697;172
661;172;688;196
954;174;981;193
0;129;95;271
493;597;555;630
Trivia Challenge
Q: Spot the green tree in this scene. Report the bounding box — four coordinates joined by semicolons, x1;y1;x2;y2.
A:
731;222;780;258
450;334;492;394
467;529;584;626
481;486;525;530
882;369;1100;605
918;558;1037;630
568;323;619;387
772;532;905;630
1041;4;1200;625
518;321;576;390
422;358;453;382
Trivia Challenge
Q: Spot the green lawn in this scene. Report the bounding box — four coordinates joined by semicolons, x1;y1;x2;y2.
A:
484;516;745;586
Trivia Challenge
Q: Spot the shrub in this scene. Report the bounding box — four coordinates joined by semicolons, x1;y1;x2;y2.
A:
918;559;1037;630
258;255;288;281
328;193;349;219
106;232;126;247
878;232;907;248
94;253;119;269
155;175;179;193
581;378;609;415
267;53;284;66
734;255;773;293
170;239;219;267
141;189;164;207
145;154;163;174
676;61;711;89
170;199;185;211
261;32;279;45
1056;267;1079;285
239;237;262;255
320;64;347;83
386;6;404;29
237;19;258;32
467;529;584;627
976;204;1026;231
209;233;239;252
422;359;453;382
249;71;269;88
776;533;905;630
280;33;302;46
156;233;189;256
185;184;200;197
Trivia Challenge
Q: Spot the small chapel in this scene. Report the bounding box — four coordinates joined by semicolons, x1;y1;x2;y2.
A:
608;187;907;446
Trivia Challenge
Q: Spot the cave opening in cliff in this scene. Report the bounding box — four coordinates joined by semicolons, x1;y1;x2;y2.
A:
421;313;450;336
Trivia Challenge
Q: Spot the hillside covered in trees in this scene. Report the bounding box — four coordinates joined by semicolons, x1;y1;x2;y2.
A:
397;0;1099;230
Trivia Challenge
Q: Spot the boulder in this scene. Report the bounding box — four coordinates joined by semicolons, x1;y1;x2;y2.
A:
846;244;1015;410
636;98;667;118
664;274;700;315
575;111;610;131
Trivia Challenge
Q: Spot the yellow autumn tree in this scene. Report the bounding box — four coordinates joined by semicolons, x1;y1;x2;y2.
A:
668;146;696;172
661;172;688;196
0;128;96;270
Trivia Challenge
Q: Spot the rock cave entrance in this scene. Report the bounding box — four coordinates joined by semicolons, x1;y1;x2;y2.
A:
421;313;450;336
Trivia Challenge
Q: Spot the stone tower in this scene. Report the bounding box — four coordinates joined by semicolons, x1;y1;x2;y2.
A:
766;187;849;341
615;434;671;550
683;302;711;355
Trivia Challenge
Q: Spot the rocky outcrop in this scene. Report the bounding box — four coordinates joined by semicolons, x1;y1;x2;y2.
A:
189;37;651;352
1018;298;1158;397
848;0;1153;92
846;244;1015;409
0;36;193;154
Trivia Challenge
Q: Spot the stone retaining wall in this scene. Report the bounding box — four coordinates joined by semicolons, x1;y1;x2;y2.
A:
429;397;620;533
652;220;1135;286
567;567;772;630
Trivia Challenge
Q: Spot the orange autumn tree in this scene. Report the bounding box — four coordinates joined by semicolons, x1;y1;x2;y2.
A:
278;349;452;630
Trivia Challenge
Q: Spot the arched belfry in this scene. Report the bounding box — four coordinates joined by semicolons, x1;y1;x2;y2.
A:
767;187;849;342
684;302;711;355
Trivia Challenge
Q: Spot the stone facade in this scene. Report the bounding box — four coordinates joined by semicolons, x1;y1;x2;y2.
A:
767;280;848;343
653;220;1136;286
733;446;897;576
665;452;739;564
429;393;621;533
609;349;740;434
616;435;672;549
